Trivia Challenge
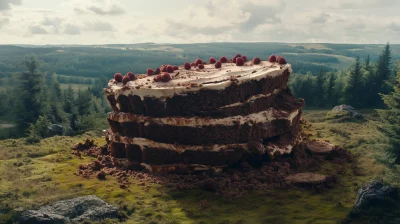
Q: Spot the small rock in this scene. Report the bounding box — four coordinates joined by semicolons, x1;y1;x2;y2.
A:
19;195;118;224
354;180;398;210
47;124;64;137
19;210;67;224
326;105;363;122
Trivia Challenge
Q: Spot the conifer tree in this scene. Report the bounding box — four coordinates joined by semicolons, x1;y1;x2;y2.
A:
14;54;47;131
344;56;363;107
314;68;326;107
374;43;392;107
377;70;400;164
325;72;336;107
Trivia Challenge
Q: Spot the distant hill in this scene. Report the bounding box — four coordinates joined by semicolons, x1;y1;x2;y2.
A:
1;43;399;79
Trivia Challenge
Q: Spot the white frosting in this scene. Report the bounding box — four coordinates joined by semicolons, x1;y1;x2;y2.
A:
219;89;281;109
107;132;300;156
106;61;292;100
109;135;249;153
108;109;300;127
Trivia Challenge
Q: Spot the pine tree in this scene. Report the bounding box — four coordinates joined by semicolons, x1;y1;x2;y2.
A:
325;73;336;107
344;56;363;107
314;68;326;107
377;70;400;164
363;55;377;108
14;54;47;131
374;43;392;107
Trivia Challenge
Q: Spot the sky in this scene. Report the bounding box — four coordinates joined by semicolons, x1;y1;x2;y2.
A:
0;0;400;45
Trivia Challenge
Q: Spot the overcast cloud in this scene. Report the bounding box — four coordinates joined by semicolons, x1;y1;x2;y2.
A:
0;0;399;44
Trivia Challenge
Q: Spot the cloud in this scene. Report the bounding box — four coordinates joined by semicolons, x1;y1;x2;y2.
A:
72;0;125;16
311;13;330;24
0;17;9;27
0;0;21;11
84;21;115;31
28;25;48;34
238;3;282;32
63;24;81;35
87;4;124;15
40;16;64;33
388;22;400;32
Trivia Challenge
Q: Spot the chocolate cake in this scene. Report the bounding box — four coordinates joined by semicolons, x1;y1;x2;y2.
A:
104;55;305;173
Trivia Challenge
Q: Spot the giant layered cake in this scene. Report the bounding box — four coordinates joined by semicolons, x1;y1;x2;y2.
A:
104;55;305;173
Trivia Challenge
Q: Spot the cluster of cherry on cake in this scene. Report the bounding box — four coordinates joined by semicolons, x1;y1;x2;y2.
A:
112;54;287;84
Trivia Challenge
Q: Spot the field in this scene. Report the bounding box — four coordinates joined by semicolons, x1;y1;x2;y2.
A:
0;109;398;224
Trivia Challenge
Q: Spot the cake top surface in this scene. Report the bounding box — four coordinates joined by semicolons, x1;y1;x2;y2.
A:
105;60;291;99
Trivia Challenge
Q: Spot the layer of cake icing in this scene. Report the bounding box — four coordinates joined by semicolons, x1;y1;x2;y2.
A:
108;108;300;127
106;61;292;99
107;109;302;145
106;125;300;162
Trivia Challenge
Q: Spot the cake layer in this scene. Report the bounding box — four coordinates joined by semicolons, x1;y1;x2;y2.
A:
105;124;301;168
107;108;302;145
105;62;291;117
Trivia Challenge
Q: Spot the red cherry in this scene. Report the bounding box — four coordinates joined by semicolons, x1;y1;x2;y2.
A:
220;56;228;63
173;66;179;70
122;75;130;84
126;72;135;80
114;73;123;82
184;62;191;70
147;68;154;76
277;56;287;64
198;64;204;69
269;55;277;63
235;54;241;58
209;57;217;64
161;73;172;82
241;56;247;62
215;61;222;68
195;59;203;65
161;65;167;72
166;65;174;73
191;62;197;67
154;68;161;74
236;57;244;66
252;57;261;65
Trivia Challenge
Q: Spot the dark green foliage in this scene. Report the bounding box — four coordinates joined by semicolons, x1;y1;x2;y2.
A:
370;43;393;107
314;68;326;107
14;55;47;131
344;56;364;107
0;53;109;139
377;70;400;164
290;44;395;109
325;73;336;107
27;116;51;143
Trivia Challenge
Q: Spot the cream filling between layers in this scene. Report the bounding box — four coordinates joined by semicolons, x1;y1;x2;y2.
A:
219;89;281;109
108;109;300;127
107;133;300;156
106;62;292;100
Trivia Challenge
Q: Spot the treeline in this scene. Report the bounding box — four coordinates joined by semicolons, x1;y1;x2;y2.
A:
3;42;397;80
289;43;396;109
0;55;110;141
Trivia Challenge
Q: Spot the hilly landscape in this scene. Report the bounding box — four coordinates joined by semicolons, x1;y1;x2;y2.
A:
0;41;399;224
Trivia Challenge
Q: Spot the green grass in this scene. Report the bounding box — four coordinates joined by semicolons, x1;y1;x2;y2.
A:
0;109;398;224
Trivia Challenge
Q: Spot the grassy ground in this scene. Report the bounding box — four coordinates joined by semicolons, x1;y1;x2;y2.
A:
0;109;398;224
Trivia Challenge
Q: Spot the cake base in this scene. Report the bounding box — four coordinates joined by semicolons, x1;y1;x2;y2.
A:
104;124;301;173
